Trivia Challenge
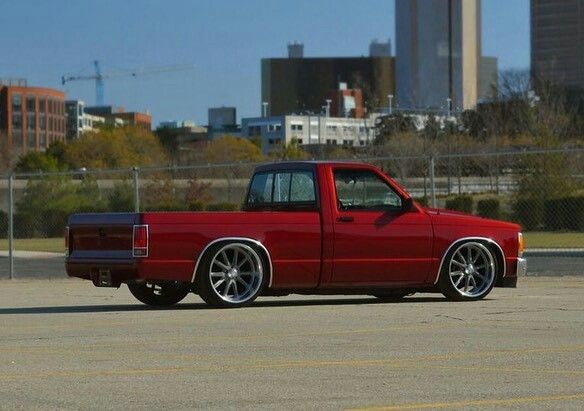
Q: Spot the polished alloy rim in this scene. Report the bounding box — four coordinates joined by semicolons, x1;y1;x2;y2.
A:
448;242;495;297
209;243;263;303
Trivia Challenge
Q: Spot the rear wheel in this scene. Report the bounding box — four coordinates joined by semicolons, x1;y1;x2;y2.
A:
127;280;191;306
197;242;267;308
439;241;496;301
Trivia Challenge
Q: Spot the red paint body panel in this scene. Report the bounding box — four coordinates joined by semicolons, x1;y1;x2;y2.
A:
139;211;322;287
66;161;522;291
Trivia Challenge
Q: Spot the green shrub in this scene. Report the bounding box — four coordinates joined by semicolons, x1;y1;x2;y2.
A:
206;203;239;211
414;196;429;207
143;203;187;212
544;196;584;230
569;197;584;230
0;210;7;237
188;202;205;211
513;197;543;230
477;198;501;220
108;182;135;212
14;177;107;238
14;212;37;238
445;195;474;214
544;198;566;230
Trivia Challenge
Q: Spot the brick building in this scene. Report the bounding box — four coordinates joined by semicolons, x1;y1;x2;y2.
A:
0;80;66;153
327;83;365;118
84;106;152;130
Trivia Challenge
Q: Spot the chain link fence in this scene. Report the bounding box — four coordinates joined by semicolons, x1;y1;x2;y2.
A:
1;148;583;279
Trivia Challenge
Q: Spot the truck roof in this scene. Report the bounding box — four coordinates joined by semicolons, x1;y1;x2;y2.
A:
253;160;375;173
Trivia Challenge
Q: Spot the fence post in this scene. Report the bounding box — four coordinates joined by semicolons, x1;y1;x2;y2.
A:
429;156;436;208
133;167;140;212
8;173;14;280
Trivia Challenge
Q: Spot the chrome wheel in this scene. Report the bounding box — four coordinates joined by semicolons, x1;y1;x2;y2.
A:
448;242;495;298
209;243;264;304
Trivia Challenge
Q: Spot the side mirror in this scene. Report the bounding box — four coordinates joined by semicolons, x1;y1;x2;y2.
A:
402;197;414;212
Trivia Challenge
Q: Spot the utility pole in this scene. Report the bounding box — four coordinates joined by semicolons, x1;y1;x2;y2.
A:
388;94;394;115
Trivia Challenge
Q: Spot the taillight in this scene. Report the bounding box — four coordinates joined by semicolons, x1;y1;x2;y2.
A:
518;232;524;257
133;225;149;257
64;226;69;255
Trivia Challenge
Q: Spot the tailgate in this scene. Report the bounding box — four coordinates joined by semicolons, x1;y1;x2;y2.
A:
68;213;139;259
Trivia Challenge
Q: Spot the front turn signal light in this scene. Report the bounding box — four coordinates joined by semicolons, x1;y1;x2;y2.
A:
518;232;524;257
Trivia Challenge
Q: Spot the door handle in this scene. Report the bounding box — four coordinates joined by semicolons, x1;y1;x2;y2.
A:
337;216;354;222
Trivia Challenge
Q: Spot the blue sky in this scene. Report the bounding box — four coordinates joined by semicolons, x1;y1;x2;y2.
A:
0;0;529;126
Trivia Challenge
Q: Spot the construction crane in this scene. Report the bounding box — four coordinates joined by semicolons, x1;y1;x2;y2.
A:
61;60;195;106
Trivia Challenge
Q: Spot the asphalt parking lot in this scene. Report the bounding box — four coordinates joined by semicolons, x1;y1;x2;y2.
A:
1;277;583;410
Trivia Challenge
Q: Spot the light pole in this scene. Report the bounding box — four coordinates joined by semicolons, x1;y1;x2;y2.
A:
325;99;332;118
388;94;394;115
446;98;452;117
262;102;269;118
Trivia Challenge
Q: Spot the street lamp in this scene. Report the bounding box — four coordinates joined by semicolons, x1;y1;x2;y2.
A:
388;94;394;115
262;102;269;118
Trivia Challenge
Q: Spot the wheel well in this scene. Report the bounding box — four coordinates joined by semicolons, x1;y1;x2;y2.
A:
191;238;273;287
435;237;506;285
482;241;506;286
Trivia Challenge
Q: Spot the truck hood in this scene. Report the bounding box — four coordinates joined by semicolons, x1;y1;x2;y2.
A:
423;207;520;230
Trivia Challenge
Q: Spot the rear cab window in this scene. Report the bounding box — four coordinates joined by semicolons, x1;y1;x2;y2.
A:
246;170;317;210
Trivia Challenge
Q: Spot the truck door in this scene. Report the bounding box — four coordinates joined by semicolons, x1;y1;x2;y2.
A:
330;167;433;285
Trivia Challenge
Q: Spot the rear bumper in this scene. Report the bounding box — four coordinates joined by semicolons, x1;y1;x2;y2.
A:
66;258;138;287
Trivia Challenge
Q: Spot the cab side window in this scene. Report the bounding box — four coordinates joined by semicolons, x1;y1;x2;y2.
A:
247;170;316;208
334;169;402;211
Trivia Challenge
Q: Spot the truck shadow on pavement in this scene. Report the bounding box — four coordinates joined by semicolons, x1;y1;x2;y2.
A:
0;296;451;315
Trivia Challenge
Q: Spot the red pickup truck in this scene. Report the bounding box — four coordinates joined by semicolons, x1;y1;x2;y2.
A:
66;161;526;308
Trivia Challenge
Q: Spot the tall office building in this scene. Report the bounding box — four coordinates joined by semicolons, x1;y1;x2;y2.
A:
396;0;481;111
262;56;394;116
531;0;584;90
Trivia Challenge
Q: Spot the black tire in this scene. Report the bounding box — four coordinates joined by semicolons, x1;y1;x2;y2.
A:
197;242;268;308
438;241;497;301
127;280;191;306
372;290;413;301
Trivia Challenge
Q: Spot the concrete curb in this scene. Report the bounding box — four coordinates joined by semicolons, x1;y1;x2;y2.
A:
0;251;64;259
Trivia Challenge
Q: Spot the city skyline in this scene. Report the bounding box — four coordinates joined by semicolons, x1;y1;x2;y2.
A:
0;0;529;126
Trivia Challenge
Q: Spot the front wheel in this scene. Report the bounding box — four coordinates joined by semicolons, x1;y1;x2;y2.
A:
197;242;267;308
127;281;191;306
439;241;496;301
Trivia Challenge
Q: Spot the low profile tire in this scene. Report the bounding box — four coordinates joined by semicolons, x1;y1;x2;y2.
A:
127;281;191;306
372;290;413;301
197;242;267;308
439;241;497;301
